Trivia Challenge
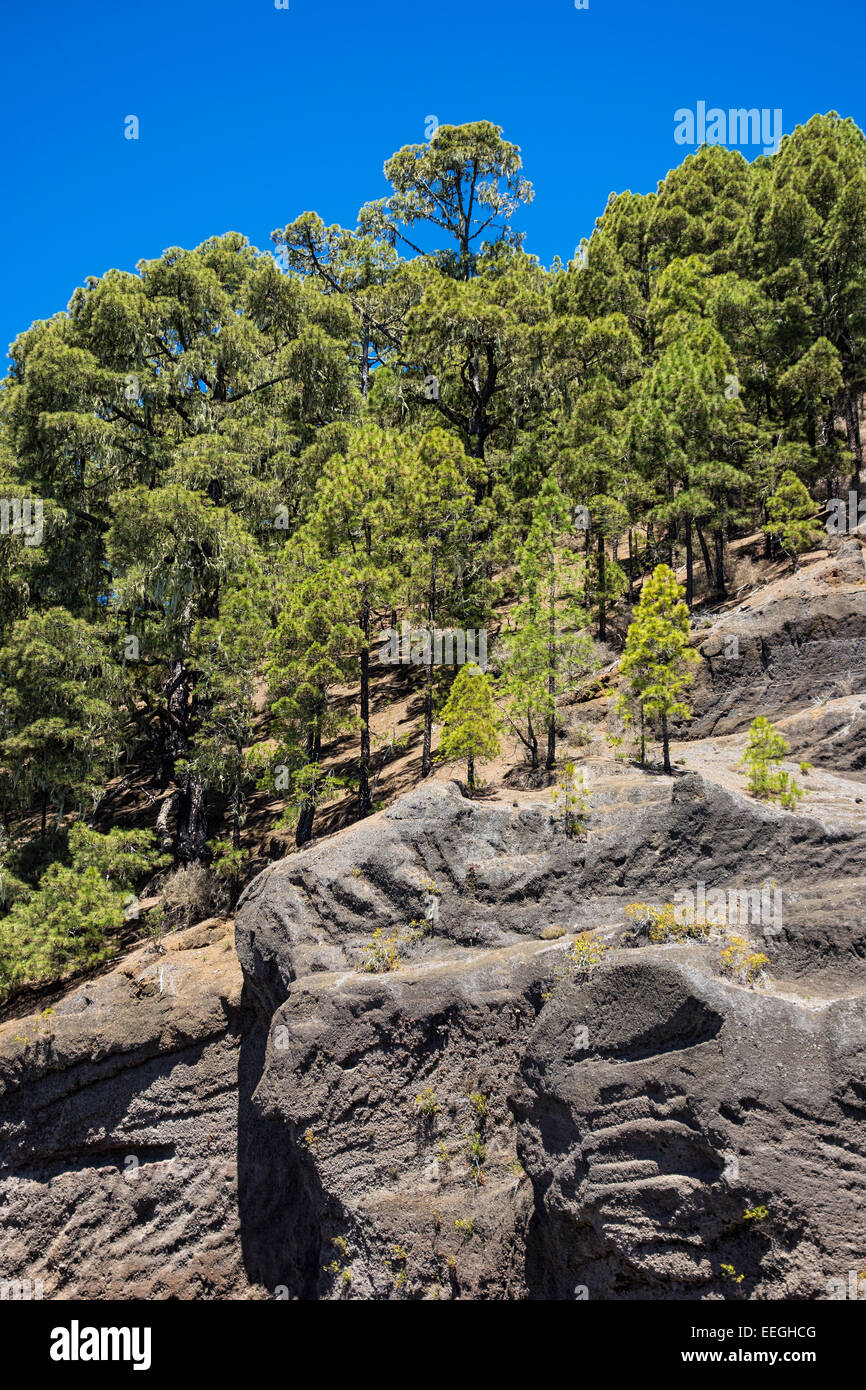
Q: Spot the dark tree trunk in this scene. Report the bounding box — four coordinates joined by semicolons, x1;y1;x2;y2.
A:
466;753;475;793
696;522;715;592
177;773;209;864
231;759;241;851
627;529;635;603
296;728;321;848
661;711;672;775
164;655;209;864
639;702;646;765
597;531;607;641
685;516;694;609
422;555;436;777
714;526;727;598
843;383;862;494
358;600;373;817
546;565;557;770
527;715;539;772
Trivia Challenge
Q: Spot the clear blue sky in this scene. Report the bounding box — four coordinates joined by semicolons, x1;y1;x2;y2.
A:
2;0;863;361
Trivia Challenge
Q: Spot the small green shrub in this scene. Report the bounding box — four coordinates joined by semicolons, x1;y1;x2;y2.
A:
719;935;770;988
625;900;710;944
415;1087;440;1117
741;717;807;811
570;930;608;975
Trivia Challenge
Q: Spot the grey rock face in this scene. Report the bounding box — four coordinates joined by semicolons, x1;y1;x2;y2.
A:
517;955;866;1299
684;539;866;738
234;773;866;1299
0;921;267;1299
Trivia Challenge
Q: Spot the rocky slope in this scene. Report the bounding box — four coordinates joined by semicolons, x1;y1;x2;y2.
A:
2;533;865;1300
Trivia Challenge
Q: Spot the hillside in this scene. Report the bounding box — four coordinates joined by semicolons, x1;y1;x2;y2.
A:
1;520;864;1299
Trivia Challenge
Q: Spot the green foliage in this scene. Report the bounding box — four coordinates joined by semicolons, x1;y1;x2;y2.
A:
743;1205;769;1222
0;823;165;1000
740;717;807;809
719;935;771;988
437;663;501;792
0;610;124;825
0;863;122;998
625;900;710;943
551;761;590;838
619;565;700;772
569;931;608;976
415;1087;440;1117
500;476;599;770
66;823;168;888
356;927;402;974
762;470;823;568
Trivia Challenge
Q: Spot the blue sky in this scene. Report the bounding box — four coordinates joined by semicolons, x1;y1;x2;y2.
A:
1;0;863;361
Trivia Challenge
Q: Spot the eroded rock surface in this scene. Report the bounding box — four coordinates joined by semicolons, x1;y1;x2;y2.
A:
234;773;866;1299
0;920;265;1299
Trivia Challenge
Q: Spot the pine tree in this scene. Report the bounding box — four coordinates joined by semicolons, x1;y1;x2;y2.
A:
740;716;807;809
262;554;362;846
0;609;124;831
359;121;533;280
402;430;490;776
186;563;269;869
500;476;597;770
437;663;501;793
619;565;699;774
308;425;412;817
762;470;822;570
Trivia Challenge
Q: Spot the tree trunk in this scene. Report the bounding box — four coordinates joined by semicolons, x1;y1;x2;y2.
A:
360;329;371;400
685;515;694;609
696;522;715;592
466;753;475;794
714;526;727;598
546;564;557;769
661;711;672;775
639;702;646;766
422;555;436;777
843;383;862;495
296;728;321;848
597;531;607;641
627;529;635;603
177;772;209;864
358;600;373;816
164;655;209;864
231;761;241;852
527;715;539;772
155;791;177;851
